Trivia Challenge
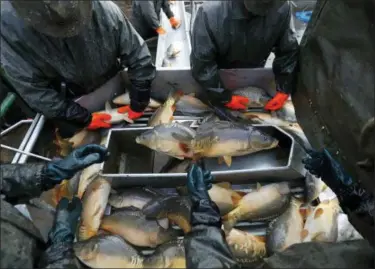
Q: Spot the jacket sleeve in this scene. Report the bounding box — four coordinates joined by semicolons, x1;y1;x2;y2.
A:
138;1;161;30
190;5;220;89
162;0;174;19
0;163;47;203
272;3;299;94
184;199;239;269
1;41;91;128
117;13;156;112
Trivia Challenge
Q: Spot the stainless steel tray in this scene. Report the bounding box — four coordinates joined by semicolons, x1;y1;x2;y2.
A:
100;124;307;188
0;119;34;163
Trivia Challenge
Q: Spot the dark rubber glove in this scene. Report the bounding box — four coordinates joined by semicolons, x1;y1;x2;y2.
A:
187;163;221;228
43;144;108;187
302;149;374;214
187;163;213;202
39;197;83;268
49;197;82;244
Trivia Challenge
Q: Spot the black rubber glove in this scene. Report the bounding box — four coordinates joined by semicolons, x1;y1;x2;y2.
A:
187;163;221;228
39;197;83;268
42;144;109;189
205;87;232;106
49;197;82;244
129;79;151;112
302;149;374;215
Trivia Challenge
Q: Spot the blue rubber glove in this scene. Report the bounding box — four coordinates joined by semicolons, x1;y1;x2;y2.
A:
43;144;109;185
187;163;213;202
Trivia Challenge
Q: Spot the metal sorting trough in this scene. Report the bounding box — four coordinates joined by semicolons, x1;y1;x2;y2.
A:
155;0;191;69
100;123;307;188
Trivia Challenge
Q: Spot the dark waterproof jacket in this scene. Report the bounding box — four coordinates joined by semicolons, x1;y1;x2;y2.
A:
1;1;155;124
191;1;298;94
0;164;80;268
130;0;174;39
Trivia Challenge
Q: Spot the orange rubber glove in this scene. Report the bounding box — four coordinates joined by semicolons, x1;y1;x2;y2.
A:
117;105;144;120
169;17;181;29
225;95;249;110
264;92;289;111
87;113;112;130
156;27;166;35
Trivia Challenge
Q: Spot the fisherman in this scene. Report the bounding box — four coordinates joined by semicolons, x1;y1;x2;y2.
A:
184;162;239;269
190;0;298;111
1;1;156;138
0;144;108;268
130;0;181;39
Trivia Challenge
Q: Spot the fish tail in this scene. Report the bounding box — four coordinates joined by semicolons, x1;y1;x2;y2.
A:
78;224;97;241
222;212;237;231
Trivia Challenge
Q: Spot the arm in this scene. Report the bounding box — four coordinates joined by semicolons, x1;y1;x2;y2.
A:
190;6;220;90
184;164;239;269
272;4;299;94
162;0;174;19
117;14;156;112
0;164;48;203
138;1;161;30
184;200;239;269
1;42;91;135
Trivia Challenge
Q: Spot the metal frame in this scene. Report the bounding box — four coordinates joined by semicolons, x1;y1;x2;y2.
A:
100;124;307;188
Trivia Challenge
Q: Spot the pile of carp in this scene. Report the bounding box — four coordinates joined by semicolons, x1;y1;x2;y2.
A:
38;86;346;268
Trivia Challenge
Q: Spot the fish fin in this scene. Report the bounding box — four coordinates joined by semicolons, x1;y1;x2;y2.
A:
235;191;248;197
321;183;328;192
222;214;229;221
156;218;170;229
79;224;97;241
223;156;232;167
256;182;262;190
255;235;266;243
167;213;191;234
218;157;224;165
314;208;324;219
171;132;192;144
312;232;326;241
231;193;243;207
301;229;309;240
58;180;73;200
299;208;308;218
105;101;112;111
172;90;184;103
216;182;232;189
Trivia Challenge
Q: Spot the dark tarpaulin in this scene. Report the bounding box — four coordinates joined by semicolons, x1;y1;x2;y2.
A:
293;0;375;189
292;0;375;247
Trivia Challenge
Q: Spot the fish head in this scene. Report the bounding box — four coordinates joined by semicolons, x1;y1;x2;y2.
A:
142;197;168;218
248;129;279;151
74;239;99;262
136;130;159;148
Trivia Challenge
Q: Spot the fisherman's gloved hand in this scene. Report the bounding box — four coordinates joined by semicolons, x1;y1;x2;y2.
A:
302;149;375;214
156;26;166;35
169;17;181;29
117;105;144;121
87;113;112;130
225;95;249;110
42;144;108;188
39;197;83;268
48;197;82;244
264;91;289;111
187;163;221;228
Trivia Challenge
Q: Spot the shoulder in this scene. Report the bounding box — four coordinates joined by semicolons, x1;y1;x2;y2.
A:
197;1;227;25
93;1;127;24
